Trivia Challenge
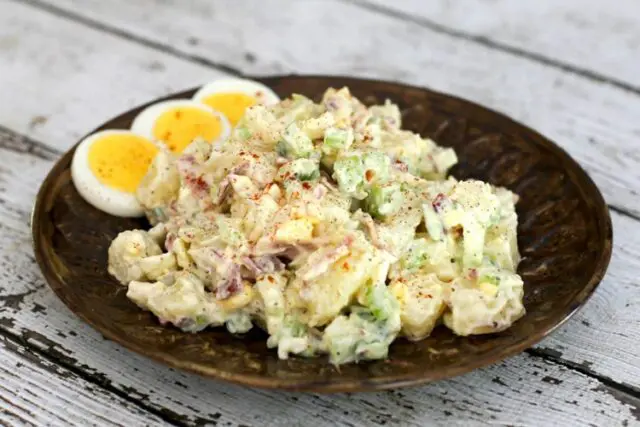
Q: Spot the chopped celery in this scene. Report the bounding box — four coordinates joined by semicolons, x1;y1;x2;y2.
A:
236;126;251;140
195;314;209;327
277;158;320;182
365;183;403;219
287;319;306;338
290;158;320;181
362;151;391;185
364;282;399;321
323;127;353;151
275;140;289;157
479;275;500;286
402;238;430;271
226;312;253;334
422;203;444;241
323;305;399;365
489;209;503;227
276;123;314;159
325;326;358;364
333;155;364;195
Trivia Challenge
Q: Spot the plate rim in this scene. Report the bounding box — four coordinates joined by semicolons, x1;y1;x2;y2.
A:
31;74;613;392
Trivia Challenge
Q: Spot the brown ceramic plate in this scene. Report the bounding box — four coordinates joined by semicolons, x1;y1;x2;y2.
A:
32;75;612;392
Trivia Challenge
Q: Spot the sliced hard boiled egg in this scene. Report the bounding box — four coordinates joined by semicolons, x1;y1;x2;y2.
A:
130;100;230;153
193;78;280;126
71;130;158;217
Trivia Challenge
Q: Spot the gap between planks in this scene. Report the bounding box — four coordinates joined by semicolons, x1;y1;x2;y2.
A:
2;0;640;395
1;294;639;426
1;115;639;421
9;0;247;79
17;0;640;100
11;0;640;219
4;0;640;227
527;347;640;400
0;133;186;426
0;326;188;427
346;0;640;97
0;331;169;426
1;0;639;422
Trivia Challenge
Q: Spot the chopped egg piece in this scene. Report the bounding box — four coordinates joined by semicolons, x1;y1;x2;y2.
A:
274;218;315;243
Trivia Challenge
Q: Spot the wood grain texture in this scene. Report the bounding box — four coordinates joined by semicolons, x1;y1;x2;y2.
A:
7;0;640;219
0;0;638;424
357;0;640;89
0;334;166;427
30;78;613;393
0;0;224;152
0;76;637;427
535;210;640;390
0;132;635;426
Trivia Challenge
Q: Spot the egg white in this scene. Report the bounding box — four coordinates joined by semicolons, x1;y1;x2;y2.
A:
193;78;280;106
130;99;231;146
71;130;149;217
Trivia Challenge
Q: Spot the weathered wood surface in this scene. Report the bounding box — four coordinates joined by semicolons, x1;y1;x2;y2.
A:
0;334;167;426
8;0;640;220
3;122;637;424
2;0;636;382
358;0;640;90
0;0;638;425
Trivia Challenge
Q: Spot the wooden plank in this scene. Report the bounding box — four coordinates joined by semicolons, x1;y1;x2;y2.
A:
0;334;167;427
0;1;638;424
1;98;640;426
0;0;225;152
6;0;640;219
356;0;640;89
534;209;640;391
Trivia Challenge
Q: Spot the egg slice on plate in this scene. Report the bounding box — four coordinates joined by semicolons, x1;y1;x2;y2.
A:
130;100;230;153
193;78;280;126
71;130;158;217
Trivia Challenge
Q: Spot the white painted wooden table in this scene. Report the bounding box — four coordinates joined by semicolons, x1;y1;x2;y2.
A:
0;0;638;425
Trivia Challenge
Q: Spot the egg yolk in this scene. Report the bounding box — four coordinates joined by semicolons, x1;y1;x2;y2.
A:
201;93;257;126
88;134;158;193
153;107;224;153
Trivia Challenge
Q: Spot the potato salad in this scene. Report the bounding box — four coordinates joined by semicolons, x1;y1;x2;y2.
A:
108;87;525;365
